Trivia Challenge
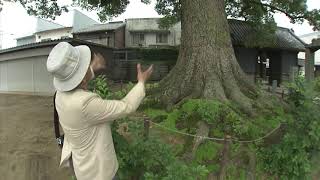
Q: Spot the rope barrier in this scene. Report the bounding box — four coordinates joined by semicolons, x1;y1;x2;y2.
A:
138;116;282;143
147;120;225;141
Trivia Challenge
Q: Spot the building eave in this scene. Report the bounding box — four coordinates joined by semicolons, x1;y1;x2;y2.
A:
0;38;113;55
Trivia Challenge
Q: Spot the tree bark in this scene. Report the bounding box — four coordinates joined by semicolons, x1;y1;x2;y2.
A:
192;121;210;155
158;0;257;110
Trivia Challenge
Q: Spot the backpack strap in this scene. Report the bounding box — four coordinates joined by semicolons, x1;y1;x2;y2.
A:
53;92;64;148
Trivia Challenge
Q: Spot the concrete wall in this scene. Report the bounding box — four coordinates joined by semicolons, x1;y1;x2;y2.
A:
35;28;72;42
125;18;179;48
126;31;173;48
114;26;125;48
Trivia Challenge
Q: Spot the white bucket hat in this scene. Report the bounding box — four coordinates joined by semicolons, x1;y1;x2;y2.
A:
47;42;91;92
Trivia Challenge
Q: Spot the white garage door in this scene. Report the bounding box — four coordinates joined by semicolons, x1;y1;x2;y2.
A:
7;59;33;92
0;56;54;94
0;62;8;91
33;56;55;93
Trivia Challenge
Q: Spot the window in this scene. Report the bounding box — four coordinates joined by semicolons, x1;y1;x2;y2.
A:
156;33;168;44
132;33;145;46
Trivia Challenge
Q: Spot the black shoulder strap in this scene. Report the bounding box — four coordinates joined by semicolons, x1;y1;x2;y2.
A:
53;92;60;139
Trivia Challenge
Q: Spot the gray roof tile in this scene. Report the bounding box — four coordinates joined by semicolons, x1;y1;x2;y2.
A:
229;19;306;51
73;22;125;33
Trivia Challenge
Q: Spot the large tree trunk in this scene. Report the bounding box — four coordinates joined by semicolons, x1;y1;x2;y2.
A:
158;0;257;110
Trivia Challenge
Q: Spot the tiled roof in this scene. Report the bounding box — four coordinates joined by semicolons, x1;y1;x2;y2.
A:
73;22;125;34
0;38;112;54
36;27;72;34
229;19;306;51
7;18;306;52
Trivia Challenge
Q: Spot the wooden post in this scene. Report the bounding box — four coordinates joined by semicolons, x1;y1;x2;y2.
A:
144;118;150;140
218;135;231;180
272;80;277;94
305;48;315;82
289;67;298;82
125;50;128;61
247;147;256;180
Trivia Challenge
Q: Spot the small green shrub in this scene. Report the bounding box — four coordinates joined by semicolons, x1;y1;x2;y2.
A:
195;141;222;164
112;117;209;179
88;75;112;99
90;77;209;179
314;77;320;92
90;74;320;179
137;48;179;62
258;76;320;179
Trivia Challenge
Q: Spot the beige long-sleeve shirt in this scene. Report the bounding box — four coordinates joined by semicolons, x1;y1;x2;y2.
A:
55;82;145;180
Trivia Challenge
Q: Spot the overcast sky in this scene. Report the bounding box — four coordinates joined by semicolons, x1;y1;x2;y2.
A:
1;0;319;49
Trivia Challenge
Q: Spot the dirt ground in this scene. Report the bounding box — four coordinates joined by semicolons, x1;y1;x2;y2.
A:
0;93;72;180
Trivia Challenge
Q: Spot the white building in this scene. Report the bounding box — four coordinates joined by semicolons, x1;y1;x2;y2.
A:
35;9;99;43
0;39;112;95
298;32;320;65
16;18;64;46
16;9;99;46
125;18;181;48
35;27;73;42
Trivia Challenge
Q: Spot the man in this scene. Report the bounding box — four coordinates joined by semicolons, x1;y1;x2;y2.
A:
46;42;153;180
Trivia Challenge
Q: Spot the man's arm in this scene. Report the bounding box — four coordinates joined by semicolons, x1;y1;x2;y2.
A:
83;64;153;125
82;82;145;124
